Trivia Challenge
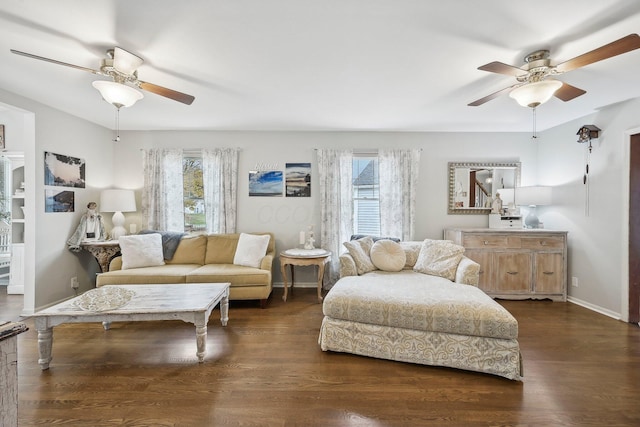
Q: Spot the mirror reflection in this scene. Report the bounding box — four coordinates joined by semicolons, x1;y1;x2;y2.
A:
448;162;521;214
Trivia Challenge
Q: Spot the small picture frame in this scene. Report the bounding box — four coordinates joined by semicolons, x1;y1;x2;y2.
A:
0;125;5;150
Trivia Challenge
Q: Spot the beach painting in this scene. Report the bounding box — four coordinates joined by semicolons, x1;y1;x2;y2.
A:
44;151;86;188
249;170;283;197
285;163;311;197
45;189;75;213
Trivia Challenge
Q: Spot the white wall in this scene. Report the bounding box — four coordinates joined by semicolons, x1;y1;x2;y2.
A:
537;98;640;319
0;89;114;314
114;130;537;285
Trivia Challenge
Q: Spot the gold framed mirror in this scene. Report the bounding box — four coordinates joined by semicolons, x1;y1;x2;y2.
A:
448;161;521;214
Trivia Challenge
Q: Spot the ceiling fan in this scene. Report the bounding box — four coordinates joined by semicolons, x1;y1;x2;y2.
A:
10;46;195;106
468;33;640;108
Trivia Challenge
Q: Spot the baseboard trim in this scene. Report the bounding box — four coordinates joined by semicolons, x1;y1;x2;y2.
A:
7;285;24;295
568;296;621;321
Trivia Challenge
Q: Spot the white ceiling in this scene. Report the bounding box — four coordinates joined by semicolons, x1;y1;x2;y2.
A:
1;0;640;132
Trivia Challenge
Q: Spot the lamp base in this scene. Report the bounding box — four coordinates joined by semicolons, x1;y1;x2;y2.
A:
524;206;540;229
110;211;127;240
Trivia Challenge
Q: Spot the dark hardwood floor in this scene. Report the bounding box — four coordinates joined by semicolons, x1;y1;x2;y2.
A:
5;286;640;426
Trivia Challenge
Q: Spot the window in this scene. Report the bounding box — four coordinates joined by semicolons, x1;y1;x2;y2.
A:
352;156;380;235
183;156;206;232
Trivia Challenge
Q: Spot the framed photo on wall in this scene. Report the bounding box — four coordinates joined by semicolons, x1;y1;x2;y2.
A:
285;163;311;197
44;151;86;188
45;189;75;213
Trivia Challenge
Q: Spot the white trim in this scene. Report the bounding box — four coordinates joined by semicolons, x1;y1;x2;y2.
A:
568;296;621;321
622;126;640;322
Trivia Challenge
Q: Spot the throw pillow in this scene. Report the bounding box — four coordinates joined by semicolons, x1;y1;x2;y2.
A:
370;239;406;272
343;236;376;275
119;233;165;270
413;239;465;281
399;241;422;268
233;233;270;268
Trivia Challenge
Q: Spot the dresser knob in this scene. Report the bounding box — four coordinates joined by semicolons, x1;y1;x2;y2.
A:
483;241;489;245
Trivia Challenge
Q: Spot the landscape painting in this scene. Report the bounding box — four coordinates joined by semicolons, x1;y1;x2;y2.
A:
45;189;75;213
44;151;86;188
285;163;311;197
249;170;283;197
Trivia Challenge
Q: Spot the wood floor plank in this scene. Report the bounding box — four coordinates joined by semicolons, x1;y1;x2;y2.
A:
7;288;640;426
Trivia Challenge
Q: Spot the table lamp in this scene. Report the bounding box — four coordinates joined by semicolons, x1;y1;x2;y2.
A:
516;186;552;229
100;189;137;240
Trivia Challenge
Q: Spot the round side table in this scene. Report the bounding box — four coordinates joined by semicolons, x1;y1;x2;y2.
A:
280;249;331;303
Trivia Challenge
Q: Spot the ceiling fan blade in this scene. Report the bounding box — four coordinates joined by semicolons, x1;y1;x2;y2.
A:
554;82;586;102
478;61;528;77
10;49;99;74
468;84;521;106
138;80;195;105
113;47;144;75
555;33;640;73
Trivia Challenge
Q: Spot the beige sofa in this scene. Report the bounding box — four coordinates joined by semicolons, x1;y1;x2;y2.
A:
96;232;275;308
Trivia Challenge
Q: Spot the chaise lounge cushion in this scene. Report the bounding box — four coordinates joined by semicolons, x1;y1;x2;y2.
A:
323;271;517;340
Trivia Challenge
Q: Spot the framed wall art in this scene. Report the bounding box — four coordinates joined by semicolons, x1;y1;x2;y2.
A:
44;151;86;188
249;170;283;197
285;163;311;197
45;189;75;213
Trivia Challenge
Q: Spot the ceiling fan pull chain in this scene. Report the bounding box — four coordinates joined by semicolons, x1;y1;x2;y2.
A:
531;107;537;140
113;107;121;143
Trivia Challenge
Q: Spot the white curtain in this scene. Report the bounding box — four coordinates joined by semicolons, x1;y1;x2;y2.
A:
141;148;184;232
317;149;353;285
202;148;239;234
379;148;421;241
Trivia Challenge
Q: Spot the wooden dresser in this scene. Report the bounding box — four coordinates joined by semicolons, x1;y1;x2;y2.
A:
444;228;568;301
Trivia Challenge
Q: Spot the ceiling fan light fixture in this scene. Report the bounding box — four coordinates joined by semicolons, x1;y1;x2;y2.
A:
92;80;143;108
509;80;563;108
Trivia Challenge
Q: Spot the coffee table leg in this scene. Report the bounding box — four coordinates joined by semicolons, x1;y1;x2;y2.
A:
195;316;207;363
37;327;53;370
220;294;229;326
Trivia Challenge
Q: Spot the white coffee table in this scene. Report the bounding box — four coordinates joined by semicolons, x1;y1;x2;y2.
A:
32;283;230;370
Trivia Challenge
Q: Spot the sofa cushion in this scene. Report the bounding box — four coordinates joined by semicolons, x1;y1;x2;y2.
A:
205;234;240;264
343;236;376;275
187;264;271;287
166;235;207;265
118;233;165;270
413;239;464;281
370;240;406;272
234;233;270;268
96;264;200;286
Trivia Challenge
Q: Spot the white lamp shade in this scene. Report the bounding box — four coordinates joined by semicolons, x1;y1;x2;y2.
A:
92;81;143;108
100;189;137;213
516;186;552;206
509;80;563;108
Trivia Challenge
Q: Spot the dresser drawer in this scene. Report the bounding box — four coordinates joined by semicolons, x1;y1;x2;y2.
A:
462;234;521;249
521;236;565;250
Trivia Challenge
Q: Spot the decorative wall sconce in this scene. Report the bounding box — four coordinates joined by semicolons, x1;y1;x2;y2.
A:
577;125;600;216
577;125;601;152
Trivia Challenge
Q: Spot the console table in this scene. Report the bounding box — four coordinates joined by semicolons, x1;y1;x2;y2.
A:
444;228;568;301
81;240;121;273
